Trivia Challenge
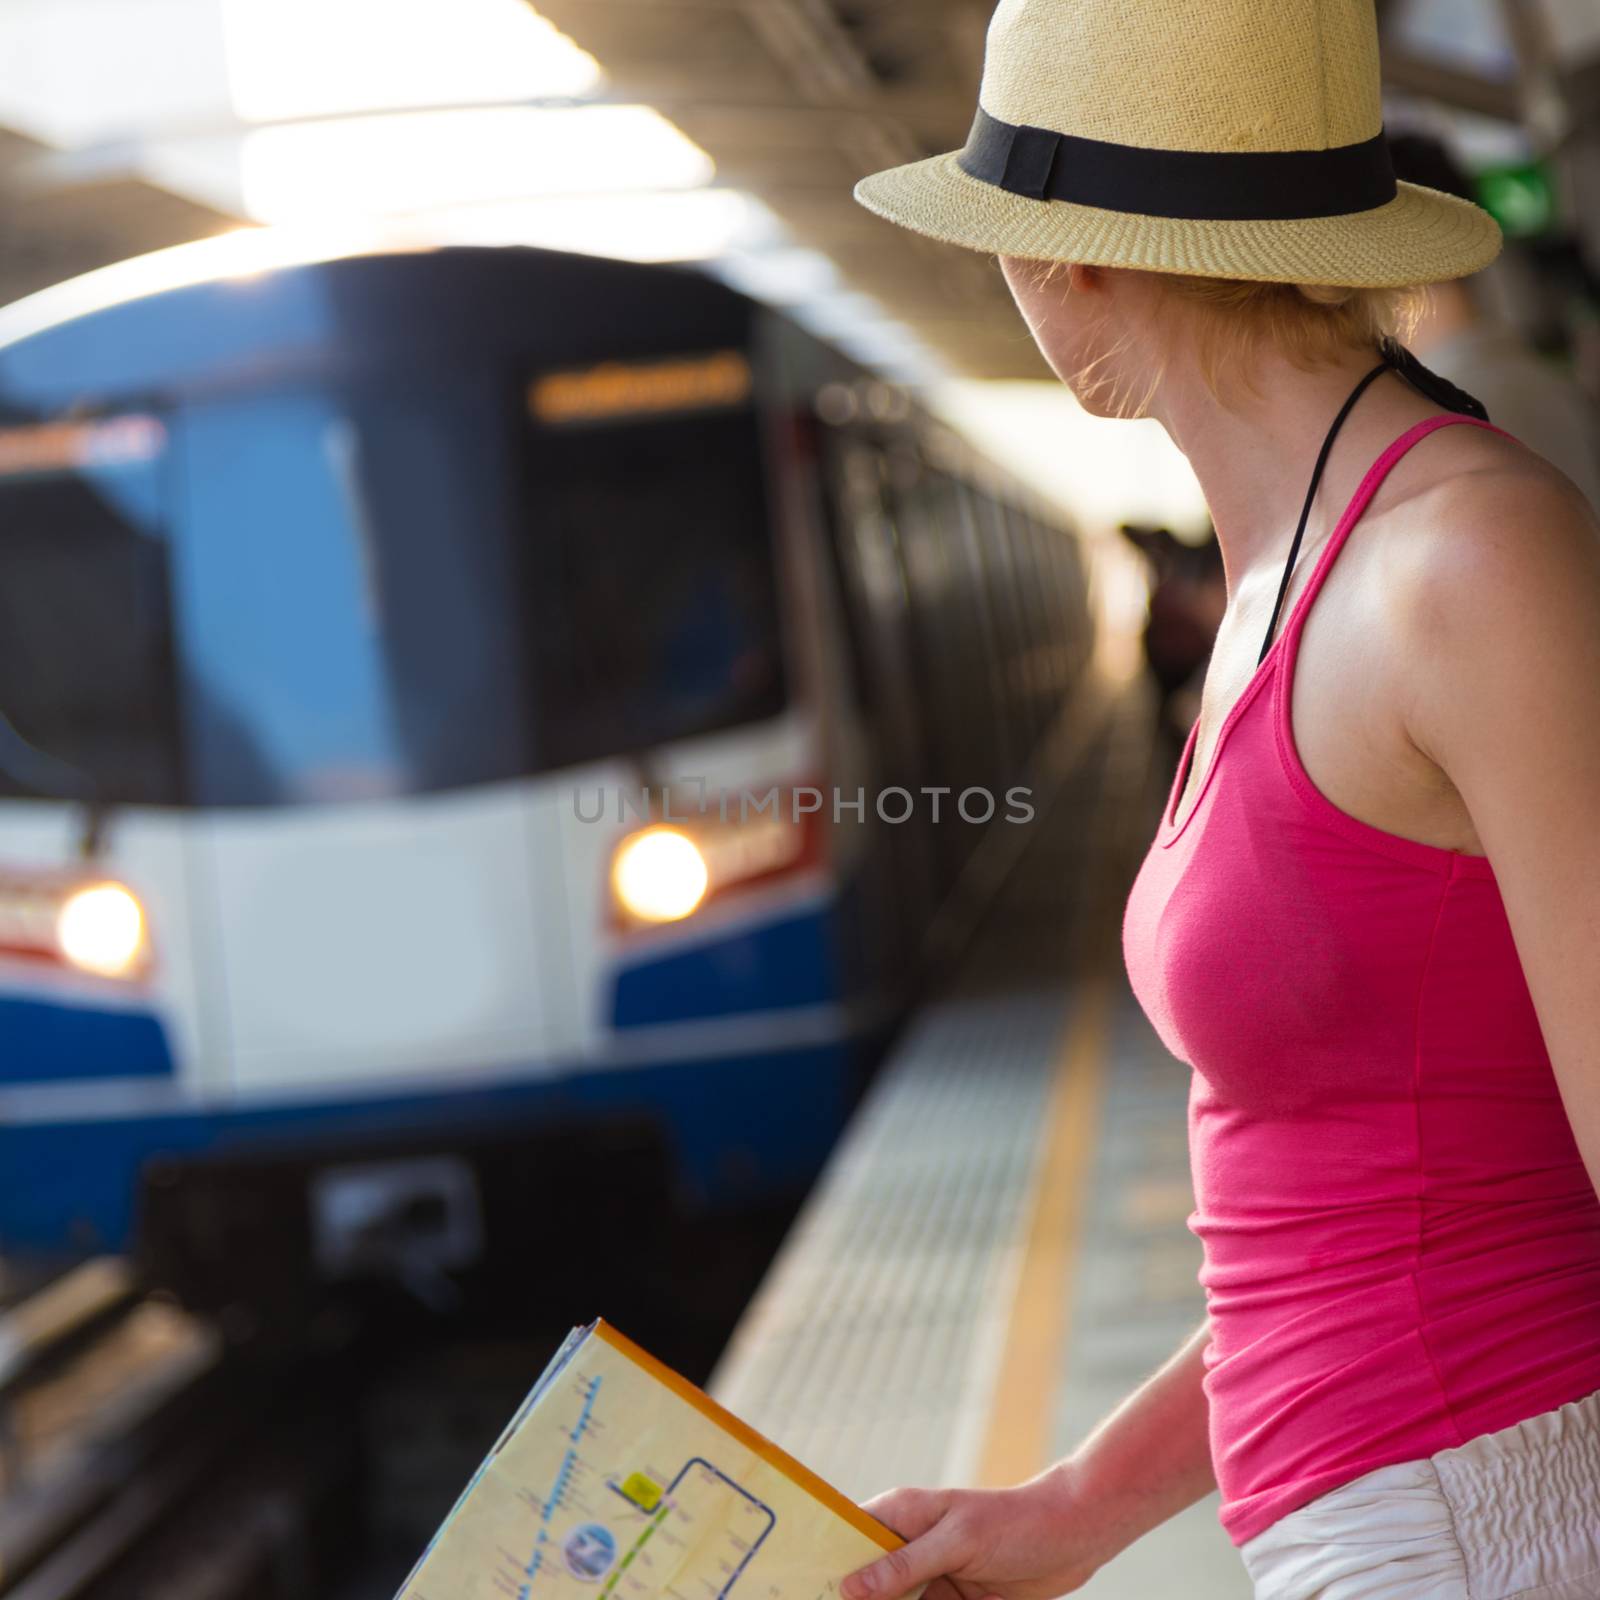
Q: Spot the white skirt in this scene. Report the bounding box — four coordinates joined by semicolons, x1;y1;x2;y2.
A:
1237;1386;1600;1599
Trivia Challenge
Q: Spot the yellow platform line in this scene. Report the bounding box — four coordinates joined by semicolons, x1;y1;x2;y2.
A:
974;970;1112;1488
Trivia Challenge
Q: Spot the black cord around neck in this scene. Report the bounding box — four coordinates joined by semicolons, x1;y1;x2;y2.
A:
1253;338;1492;666
1255;355;1392;666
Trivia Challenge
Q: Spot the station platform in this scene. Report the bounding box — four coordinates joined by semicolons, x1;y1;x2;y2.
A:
708;678;1250;1598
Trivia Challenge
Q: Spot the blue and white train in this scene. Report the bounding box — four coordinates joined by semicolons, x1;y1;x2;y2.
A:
0;240;1105;1258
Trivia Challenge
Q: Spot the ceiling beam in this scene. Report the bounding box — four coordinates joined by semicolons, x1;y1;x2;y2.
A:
1381;47;1523;121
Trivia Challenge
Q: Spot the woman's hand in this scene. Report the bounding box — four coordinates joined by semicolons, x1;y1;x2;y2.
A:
839;1464;1117;1600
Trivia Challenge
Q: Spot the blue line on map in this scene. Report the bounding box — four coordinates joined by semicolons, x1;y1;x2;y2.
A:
517;1373;602;1599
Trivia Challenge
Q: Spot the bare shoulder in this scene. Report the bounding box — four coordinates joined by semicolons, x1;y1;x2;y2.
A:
1381;430;1600;759
1386;429;1600;636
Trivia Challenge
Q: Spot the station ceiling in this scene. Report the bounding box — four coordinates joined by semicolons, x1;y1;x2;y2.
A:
0;124;233;310
535;0;1025;373
531;0;1600;378
0;0;1594;381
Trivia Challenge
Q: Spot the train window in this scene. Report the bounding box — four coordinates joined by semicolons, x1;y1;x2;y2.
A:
1021;518;1057;703
822;438;936;804
819;436;896;713
927;471;1001;796
176;375;784;805
976;499;1026;754
180;385;535;805
1008;505;1052;746
948;478;1009;789
523;395;786;769
0;415;183;805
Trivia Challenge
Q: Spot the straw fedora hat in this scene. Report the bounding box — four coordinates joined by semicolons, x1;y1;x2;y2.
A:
854;0;1502;287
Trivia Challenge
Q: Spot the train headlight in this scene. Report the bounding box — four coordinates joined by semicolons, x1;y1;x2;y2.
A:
55;882;147;977
611;828;709;924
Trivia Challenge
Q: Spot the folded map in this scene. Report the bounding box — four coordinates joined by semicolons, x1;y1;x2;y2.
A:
395;1317;923;1600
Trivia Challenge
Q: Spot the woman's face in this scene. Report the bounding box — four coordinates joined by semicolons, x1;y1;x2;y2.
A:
997;254;1148;418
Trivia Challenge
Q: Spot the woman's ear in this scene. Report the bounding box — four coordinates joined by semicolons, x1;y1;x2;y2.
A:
1066;262;1111;294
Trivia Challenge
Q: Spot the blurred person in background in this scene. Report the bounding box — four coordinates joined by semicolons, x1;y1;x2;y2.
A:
1388;129;1600;514
1118;520;1225;765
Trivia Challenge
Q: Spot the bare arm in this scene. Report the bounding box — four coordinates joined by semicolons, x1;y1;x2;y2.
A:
842;1318;1215;1600
1048;1314;1216;1555
1398;469;1600;1206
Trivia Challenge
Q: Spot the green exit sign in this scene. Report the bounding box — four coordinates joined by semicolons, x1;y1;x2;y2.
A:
1475;160;1556;239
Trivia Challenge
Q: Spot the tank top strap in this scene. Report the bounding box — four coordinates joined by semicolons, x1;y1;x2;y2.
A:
1274;412;1513;655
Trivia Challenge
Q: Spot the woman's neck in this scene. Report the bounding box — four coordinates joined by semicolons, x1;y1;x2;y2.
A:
1150;345;1445;598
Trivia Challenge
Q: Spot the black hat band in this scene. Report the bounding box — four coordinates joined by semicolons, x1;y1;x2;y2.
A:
957;106;1398;221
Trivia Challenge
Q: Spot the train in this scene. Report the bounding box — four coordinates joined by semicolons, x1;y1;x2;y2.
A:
0;239;1106;1269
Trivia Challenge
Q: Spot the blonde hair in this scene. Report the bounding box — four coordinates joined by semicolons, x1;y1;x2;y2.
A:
1023;261;1434;415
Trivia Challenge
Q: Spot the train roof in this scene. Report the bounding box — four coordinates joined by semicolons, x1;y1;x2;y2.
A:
0;232;1077;535
0;236;764;411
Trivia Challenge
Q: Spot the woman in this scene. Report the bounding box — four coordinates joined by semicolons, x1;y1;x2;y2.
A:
836;1;1600;1597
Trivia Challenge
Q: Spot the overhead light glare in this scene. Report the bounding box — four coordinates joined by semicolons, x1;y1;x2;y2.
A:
222;0;602;123
376;189;767;262
239;105;715;221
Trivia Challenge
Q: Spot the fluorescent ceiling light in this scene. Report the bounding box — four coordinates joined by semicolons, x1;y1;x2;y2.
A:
238;105;715;221
0;0;232;147
222;0;601;122
378;190;776;263
0;0;601;147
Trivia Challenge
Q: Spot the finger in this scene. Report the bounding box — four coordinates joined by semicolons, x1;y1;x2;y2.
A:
840;1519;963;1600
857;1488;941;1540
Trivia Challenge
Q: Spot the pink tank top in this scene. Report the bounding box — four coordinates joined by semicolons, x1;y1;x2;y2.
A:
1122;413;1600;1546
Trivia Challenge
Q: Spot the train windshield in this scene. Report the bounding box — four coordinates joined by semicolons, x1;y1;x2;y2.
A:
522;365;786;772
0;370;785;808
0;415;184;805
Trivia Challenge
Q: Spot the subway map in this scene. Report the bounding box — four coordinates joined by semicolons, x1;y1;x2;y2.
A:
396;1321;911;1600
